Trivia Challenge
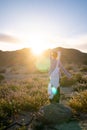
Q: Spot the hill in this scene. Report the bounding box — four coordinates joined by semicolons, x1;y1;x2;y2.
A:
0;48;36;68
54;47;87;64
0;47;87;72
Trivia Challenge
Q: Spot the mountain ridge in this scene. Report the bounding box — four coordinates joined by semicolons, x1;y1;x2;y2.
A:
0;47;87;68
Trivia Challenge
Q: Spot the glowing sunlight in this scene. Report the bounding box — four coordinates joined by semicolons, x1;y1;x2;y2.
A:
25;27;51;55
31;43;48;55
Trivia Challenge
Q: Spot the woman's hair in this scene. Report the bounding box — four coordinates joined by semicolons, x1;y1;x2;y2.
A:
51;51;61;59
52;51;58;59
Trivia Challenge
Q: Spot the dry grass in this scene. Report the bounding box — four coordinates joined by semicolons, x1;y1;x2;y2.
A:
0;75;49;128
73;83;87;92
0;74;4;82
68;90;87;113
0;64;87;128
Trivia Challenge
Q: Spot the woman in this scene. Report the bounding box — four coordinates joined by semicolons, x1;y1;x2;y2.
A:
48;50;71;103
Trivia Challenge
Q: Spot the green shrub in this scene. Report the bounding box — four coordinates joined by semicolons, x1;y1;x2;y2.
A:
0;77;49;128
60;76;76;87
73;83;87;92
68;90;87;113
72;73;87;84
17;126;27;130
80;65;87;72
80;76;87;83
60;72;84;87
74;73;82;82
9;85;20;92
0;74;4;81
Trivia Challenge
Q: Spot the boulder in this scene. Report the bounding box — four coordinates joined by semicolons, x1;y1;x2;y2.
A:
37;103;72;125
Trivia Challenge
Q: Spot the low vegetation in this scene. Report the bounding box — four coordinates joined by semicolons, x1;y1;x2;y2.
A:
69;90;87;113
0;74;4;82
0;62;87;129
60;75;75;87
0;68;6;73
73;83;87;92
0;76;49;128
80;65;87;72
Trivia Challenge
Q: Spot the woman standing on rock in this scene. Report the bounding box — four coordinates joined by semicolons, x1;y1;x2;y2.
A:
48;50;71;103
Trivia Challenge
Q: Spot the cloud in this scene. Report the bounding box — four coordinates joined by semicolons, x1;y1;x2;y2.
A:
49;34;87;52
77;43;87;49
0;34;20;43
75;43;87;53
66;34;87;52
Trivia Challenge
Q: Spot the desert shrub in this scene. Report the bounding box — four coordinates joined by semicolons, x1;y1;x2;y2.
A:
74;73;82;82
17;126;27;130
0;69;6;73
74;73;87;84
81;76;87;83
73;83;87;92
0;77;49;128
0;99;21;128
0;86;10;98
0;100;17;117
0;74;4;81
65;64;74;71
60;72;85;87
80;65;87;72
60;76;76;87
84;76;87;82
9;85;20;92
68;90;87;113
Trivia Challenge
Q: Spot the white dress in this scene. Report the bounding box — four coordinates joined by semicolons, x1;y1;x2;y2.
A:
50;60;60;88
48;51;71;99
48;58;60;99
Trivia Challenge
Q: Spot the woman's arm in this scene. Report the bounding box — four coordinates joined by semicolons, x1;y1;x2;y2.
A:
59;61;72;78
49;49;52;76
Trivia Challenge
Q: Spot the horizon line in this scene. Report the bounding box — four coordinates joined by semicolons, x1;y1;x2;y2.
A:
0;47;87;54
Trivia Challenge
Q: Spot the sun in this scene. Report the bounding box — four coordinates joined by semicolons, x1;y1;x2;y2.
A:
31;43;47;55
22;25;52;55
32;47;44;55
27;29;50;55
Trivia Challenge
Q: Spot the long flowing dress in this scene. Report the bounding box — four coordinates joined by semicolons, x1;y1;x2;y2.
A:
48;51;71;102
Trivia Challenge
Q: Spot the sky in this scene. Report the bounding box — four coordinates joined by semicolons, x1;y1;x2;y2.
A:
0;0;87;53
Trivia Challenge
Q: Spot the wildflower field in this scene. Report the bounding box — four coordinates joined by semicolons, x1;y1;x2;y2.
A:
0;64;87;129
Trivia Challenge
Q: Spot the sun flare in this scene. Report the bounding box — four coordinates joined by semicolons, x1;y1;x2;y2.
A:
26;29;50;55
31;44;47;55
22;26;52;55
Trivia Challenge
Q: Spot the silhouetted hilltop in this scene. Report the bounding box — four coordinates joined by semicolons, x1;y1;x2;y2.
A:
54;47;87;64
0;48;35;68
0;47;87;68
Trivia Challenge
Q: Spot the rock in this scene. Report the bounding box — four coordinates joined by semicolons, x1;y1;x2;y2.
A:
29;119;44;130
36;103;72;125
